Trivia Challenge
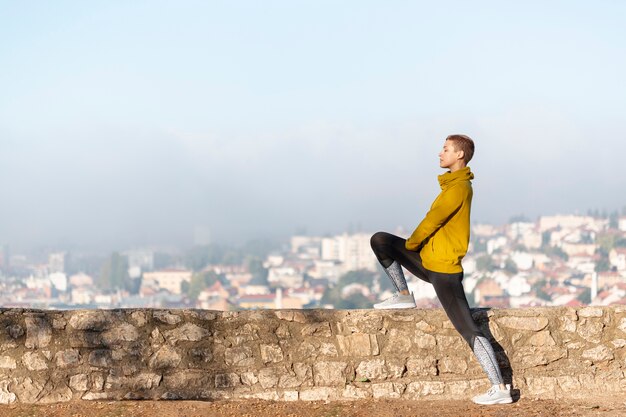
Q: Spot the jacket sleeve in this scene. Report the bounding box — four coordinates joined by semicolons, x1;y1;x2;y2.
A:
405;185;465;251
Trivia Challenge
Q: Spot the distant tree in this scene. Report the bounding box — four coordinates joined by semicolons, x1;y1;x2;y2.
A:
154;252;176;270
476;255;496;272
577;288;591;305
596;233;617;253
187;270;220;300
595;257;610;273
338;270;375;288
504;259;518;274
531;279;551;301
609;210;619;229
472;239;487;253
509;214;530;223
99;252;129;291
247;257;268;286
540;245;568;261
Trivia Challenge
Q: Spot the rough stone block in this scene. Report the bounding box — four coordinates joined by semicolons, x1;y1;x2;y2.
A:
274;310;307;323
240;372;257;386
610;339;626;348
224;346;254;367
89;350;113;368
578;307;603;318
406;357;437;376
25;317;52;349
557;375;581;392
258;367;285;389
82;392;109;400
283;390;299;401
414;330;436;349
372;382;404;399
342;384;371;399
106;373;161;391
101;323;139;345
69;311;112;331
338;312;384;334
299;387;336;401
7;324;24;339
275;323;291;339
382;328;412;354
129;311;148;327
406;381;445;398
313;361;348;386
21;352;47;371
38;386;73;404
153;310;182;325
516;346;567;369
356;359;387;380
162;370;212;391
301;322;332;337
69;374;89;392
415;320;436;332
438;356;468;374
525;376;556;398
618;318;626;334
260;344;284;363
577;318;605;343
163;323;211;343
526;330;556;347
0;356;16;369
446;380;469;396
319;342;339;357
11;377;44;403
496;316;548;331
215;373;240;388
435;335;464;350
55;350;80;368
337;333;379;356
581;345;614;362
149;345;181;369
0;380;16;404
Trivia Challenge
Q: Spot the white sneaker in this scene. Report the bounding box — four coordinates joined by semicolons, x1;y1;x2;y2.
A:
373;292;416;309
472;384;513;405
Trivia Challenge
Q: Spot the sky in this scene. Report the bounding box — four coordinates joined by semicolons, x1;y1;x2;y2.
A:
1;1;625;251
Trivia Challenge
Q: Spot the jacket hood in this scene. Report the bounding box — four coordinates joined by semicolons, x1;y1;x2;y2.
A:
438;166;474;189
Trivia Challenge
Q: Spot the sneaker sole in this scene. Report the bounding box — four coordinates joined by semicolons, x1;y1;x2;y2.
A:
473;397;513;405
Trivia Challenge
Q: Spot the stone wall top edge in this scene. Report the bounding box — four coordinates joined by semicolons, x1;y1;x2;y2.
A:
0;305;623;316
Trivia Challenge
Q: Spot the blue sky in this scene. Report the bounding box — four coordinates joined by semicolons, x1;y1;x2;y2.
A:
1;1;625;249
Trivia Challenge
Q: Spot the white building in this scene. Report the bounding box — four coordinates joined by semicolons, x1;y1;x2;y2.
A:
321;233;378;273
507;274;531;297
124;250;154;271
49;272;68;292
510;251;534;270
267;266;304;288
141;269;192;295
538;215;598;232
290;236;322;258
48;252;68;273
609;248;626;271
487;236;508;254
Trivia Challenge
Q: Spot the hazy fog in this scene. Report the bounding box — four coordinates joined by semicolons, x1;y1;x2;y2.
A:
1;1;625;250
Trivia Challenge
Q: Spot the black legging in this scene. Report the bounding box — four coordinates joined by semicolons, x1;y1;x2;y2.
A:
370;231;483;347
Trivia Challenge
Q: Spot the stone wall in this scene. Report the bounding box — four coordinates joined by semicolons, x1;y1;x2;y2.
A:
0;306;625;404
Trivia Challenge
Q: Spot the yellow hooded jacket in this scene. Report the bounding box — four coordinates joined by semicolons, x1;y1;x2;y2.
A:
405;166;474;274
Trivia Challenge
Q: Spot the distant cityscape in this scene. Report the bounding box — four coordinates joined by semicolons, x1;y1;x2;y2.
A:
1;210;626;310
